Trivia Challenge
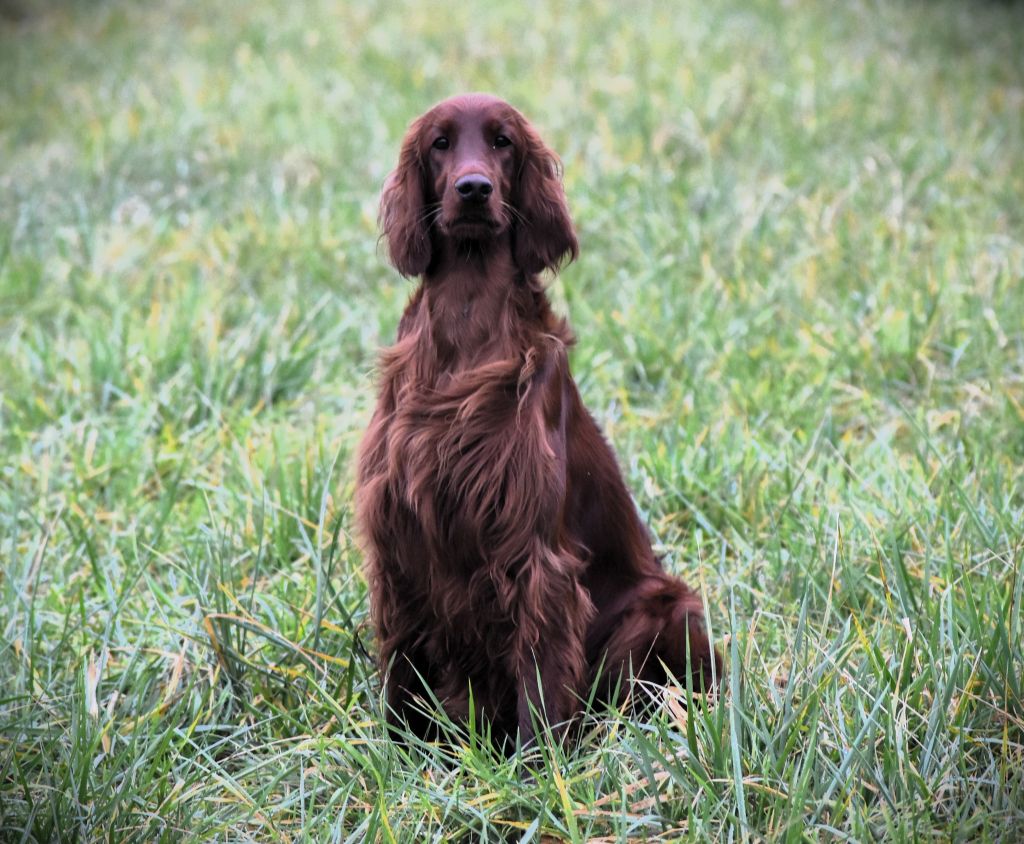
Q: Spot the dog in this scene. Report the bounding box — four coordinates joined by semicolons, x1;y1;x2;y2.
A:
356;93;720;745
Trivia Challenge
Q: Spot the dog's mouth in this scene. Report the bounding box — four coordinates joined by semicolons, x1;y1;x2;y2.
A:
443;215;504;238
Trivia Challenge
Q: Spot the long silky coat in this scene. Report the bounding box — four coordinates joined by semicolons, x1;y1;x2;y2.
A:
356;94;720;743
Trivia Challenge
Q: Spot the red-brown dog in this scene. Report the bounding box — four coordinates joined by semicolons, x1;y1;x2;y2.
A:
357;93;720;744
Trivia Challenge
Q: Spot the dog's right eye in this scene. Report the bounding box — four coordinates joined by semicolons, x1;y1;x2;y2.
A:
432;137;450;150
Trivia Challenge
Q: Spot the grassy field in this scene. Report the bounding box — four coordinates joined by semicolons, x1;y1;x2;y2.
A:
2;0;1023;840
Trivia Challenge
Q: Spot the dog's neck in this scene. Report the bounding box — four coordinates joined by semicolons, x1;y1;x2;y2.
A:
419;234;528;368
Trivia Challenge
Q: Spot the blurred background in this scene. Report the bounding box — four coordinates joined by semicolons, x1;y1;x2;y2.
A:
1;0;1022;840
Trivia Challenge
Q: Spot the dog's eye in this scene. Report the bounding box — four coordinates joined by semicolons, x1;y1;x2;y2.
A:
493;135;512;149
432;137;450;150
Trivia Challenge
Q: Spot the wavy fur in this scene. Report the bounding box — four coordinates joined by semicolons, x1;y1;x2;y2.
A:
357;94;720;745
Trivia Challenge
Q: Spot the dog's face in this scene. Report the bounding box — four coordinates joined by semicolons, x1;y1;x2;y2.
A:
419;94;517;241
380;93;578;277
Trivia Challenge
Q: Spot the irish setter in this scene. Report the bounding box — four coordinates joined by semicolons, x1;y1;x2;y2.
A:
356;93;720;745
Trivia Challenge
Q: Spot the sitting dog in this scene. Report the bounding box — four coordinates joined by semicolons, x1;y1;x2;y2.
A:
356;93;720;744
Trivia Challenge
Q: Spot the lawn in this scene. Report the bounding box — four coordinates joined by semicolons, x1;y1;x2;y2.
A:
1;0;1023;840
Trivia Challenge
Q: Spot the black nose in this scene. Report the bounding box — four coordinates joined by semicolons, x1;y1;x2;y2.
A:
455;174;493;203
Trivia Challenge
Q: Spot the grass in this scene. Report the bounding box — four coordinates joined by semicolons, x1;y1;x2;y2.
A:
1;0;1023;839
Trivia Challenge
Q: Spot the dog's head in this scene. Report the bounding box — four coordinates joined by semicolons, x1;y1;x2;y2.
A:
379;93;578;277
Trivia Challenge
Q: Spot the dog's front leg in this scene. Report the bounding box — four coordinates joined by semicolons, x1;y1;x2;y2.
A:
511;571;593;745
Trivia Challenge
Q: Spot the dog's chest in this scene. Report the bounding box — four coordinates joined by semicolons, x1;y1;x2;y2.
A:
392;384;516;540
383;353;558;573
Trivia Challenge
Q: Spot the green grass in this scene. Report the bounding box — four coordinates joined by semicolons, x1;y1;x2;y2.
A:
2;0;1023;839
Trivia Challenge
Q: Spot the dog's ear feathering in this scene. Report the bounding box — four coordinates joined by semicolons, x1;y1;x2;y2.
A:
512;118;579;276
379;117;432;278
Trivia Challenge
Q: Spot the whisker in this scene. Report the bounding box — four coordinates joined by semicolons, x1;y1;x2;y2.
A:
425;207;443;231
416;203;442;224
501;200;528;226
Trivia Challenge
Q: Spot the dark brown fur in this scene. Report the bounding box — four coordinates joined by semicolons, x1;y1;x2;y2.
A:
356;93;721;744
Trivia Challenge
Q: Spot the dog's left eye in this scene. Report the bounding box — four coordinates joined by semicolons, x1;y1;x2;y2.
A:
493;135;512;149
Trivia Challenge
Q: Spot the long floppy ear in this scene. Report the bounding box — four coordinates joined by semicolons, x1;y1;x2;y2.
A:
512;118;579;276
378;117;432;277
